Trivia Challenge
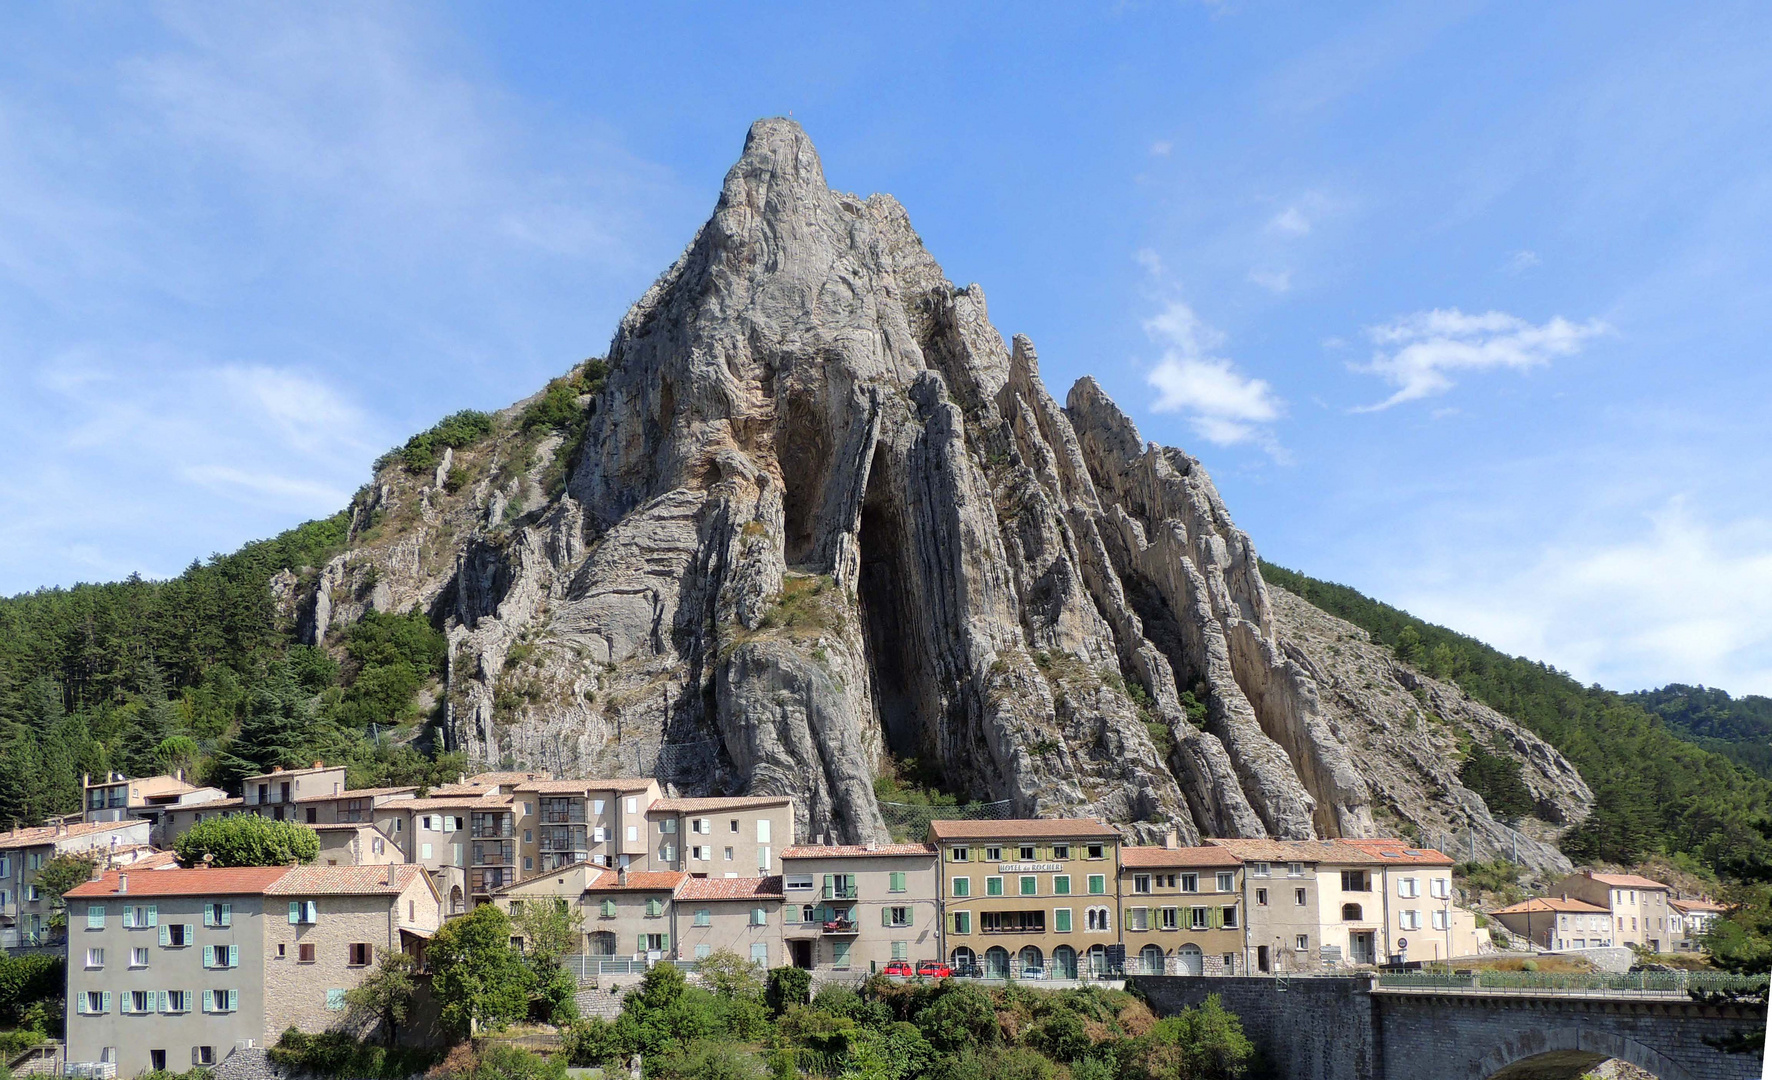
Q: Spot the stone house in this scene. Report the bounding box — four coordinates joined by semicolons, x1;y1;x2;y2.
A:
0;820;153;948
1549;871;1674;952
1490;896;1613;951
62;864;439;1078
512;778;663;875
674;876;784;967
781;844;940;975
1207;838;1335;974
1118;845;1244;975
646;796;793;877
312;824;404;868
930;819;1122;979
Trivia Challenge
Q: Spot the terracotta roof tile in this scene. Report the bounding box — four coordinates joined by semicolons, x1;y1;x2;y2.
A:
1492;897;1611;915
293;787;417;803
649;796;792;812
1580;872;1669;890
0;820;149;850
467;771;554;785
1120;845;1242;868
399;793;514;810
676;876;784;900
583;870;684;892
1206;838;1377;863
1669;899;1727;913
781;844;937;859
265;865;430;896
515;778;659;794
66;866;289;898
1332;839;1454;866
927;818;1118;841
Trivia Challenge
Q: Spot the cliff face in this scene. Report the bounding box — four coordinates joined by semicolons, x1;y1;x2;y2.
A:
290;119;1587;870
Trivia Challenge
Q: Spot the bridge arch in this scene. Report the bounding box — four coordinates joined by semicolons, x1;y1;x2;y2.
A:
1474;1026;1695;1080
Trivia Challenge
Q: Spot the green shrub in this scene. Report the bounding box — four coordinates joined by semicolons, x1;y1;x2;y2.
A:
173;815;319;867
766;965;811;1014
379;410;496;473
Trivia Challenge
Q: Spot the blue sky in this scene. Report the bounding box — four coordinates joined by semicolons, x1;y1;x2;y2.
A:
2;2;1768;696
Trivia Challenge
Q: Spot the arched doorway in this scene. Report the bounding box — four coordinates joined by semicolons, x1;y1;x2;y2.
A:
949;946;976;975
448;885;464;915
1086;944;1108;976
1052;945;1077;979
1139;944;1166;975
1342;903;1363;921
1176;943;1204;976
588;931;616;956
984;946;1010;978
1018;945;1044;976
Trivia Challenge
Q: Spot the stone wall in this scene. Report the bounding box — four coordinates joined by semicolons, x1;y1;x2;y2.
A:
1134;975;1380;1080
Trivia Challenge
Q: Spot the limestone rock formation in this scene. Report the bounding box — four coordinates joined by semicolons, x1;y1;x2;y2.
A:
288;118;1588;868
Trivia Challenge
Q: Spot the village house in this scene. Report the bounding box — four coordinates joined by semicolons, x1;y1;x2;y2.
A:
646;796;792;877
1329;838;1485;963
311;823;404;868
386;786;515;913
675;876;785;967
780;843;940;974
493;865;685;960
1550;871;1674;952
512;778;663;875
1117;844;1243;975
241;764;349;821
1490;896;1613;951
61;864;438;1077
1669;897;1727;949
0;819;154;948
930;819;1122;979
1206;838;1334;974
83;774;230;847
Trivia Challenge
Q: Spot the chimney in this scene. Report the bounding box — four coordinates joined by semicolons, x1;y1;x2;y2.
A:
272;766;283;774
1164;829;1178;850
89;865;103;882
117;874;128;894
313;761;323;770
617;866;628;887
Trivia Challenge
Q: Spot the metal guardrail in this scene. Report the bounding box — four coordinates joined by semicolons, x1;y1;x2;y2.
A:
1377;970;1769;995
563;955;703;978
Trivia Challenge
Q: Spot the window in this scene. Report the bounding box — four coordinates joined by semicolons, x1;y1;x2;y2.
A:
1222;906;1239;929
600;900;617;918
786;874;814;890
758;819;771;843
151;1052;166;1072
453;843;465;867
85;947;104;969
1287;862;1304;878
659;843;676;863
1432;910;1449;931
1430;877;1450;899
645;898;665;917
987;877;1004;897
131;947;148;967
730;819;740;833
164;990;189;1014
884;906;911;928
348;943;373;967
1400;910;1421;931
127;990;153;1014
1087;844;1105;860
205;902;232;928
1020;876;1037;896
693;846;710;861
694;944;712;960
81;991;107;1015
1295;935;1310;951
758;846;771;871
1252;861;1270;878
162;923;190;947
1134;875;1151;894
751;942;769;965
952;877;970;898
289;901;319;924
1180;873;1198;893
832;940;852;968
204;945;239;969
752;907;768;926
1342;903;1364;922
985;846;1002;861
625;826;638;843
625;797;638;814
1217;872;1235;892
298;943;317;963
194;1047;215;1067
1054;908;1071;933
640;933;667;952
724;847;734;862
1053;845;1070;859
950;846;969;862
659;818;677;834
1127;907;1149;931
1054;875;1071;895
1341;870;1370;892
1398;877;1419;899
1087;875;1106;895
421;843;433;860
889;871;907;893
891;940;909;960
1191;906;1209;929
1085;907;1111;932
952;911;972;934
1295;888;1307;906
694;908;712;927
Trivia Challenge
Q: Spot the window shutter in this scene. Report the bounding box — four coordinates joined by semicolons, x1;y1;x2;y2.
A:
202;989;213;1014
204;945;215;967
882;907;892;927
146;904;157;927
1209;906;1222;929
289;902;300;924
221;902;231;927
158;990;167;1013
229;945;239;967
660;933;669;949
122;908;133;929
204;906;214;928
638;935;647;952
160;923;170;946
88;905;104;930
101;991;111;1014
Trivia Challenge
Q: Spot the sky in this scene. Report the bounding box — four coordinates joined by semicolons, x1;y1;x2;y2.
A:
1;2;1768;697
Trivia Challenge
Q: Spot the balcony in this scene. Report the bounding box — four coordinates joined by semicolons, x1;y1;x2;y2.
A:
821;919;859;935
472;820;514;839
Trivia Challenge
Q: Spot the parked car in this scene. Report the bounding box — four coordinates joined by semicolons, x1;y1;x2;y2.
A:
1019;965;1047;980
916;960;953;978
883;961;915;978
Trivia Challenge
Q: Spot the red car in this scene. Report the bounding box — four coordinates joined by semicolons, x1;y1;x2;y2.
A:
915;960;953;979
883;961;915;977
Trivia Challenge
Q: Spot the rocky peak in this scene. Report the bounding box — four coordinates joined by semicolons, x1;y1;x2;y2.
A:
295;118;1588;870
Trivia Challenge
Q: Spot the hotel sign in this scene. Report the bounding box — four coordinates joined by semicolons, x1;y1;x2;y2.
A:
999;862;1064;873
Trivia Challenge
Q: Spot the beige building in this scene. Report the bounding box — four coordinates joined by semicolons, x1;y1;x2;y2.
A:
493;866;685;960
0;820;154;948
1118;846;1244;975
83;774;229;846
1550;871;1674;952
1208;838;1333;974
1669;898;1727;948
931;819;1122;979
647;797;792;877
781;844;940;974
312;823;404;867
1491;896;1613;951
512;778;662;874
62;864;437;1077
676;876;784;967
242;764;349;821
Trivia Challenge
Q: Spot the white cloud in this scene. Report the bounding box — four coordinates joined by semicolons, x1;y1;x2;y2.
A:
1134;247;1164;276
1397;500;1772;695
1267;206;1312;236
1352;307;1608;411
1150;139;1173;157
1247;267;1292;293
1143;301;1286;454
1505;249;1541;273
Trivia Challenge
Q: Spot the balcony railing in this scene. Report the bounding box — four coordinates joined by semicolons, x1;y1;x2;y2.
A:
472;822;514;839
821;920;859;935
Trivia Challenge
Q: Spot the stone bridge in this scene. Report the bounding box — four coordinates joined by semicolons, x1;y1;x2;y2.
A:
1136;975;1764;1080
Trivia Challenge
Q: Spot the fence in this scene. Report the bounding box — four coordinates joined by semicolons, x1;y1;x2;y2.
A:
1376;970;1769;996
564;955;705;979
878;799;1012;841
